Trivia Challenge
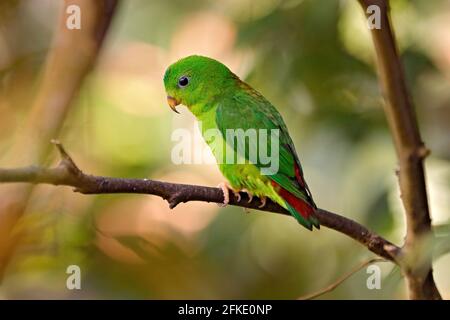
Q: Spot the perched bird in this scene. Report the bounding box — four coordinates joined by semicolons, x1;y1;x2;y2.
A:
164;55;319;230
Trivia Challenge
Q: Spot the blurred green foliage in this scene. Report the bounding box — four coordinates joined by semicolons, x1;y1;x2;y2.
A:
0;0;449;299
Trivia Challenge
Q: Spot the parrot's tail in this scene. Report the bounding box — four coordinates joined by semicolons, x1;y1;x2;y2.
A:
276;185;320;231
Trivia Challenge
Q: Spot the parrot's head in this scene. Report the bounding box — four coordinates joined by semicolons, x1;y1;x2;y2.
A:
163;55;237;114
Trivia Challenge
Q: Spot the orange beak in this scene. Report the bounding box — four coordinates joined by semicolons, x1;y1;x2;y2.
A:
167;96;180;114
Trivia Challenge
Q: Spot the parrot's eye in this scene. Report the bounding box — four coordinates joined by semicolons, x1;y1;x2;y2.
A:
178;76;189;88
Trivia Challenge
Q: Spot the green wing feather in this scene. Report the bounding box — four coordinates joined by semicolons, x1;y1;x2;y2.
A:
215;86;313;205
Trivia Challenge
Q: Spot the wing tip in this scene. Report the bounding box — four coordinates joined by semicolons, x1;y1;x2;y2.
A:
286;202;320;231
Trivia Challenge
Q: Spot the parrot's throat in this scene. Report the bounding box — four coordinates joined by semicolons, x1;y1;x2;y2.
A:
190;101;216;118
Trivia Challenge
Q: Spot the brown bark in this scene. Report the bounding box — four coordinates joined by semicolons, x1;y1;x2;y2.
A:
357;0;440;299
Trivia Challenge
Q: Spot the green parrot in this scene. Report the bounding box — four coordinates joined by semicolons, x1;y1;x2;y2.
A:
164;55;319;230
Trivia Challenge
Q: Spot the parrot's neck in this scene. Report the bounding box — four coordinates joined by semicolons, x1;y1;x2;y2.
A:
192;103;227;165
191;103;217;134
190;101;217;118
189;83;236;117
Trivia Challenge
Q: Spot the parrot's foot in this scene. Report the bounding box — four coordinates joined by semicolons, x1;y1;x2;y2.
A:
217;182;230;207
258;196;267;208
217;182;240;206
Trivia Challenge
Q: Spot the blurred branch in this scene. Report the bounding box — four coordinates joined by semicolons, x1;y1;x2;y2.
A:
298;258;388;300
0;141;401;262
0;0;118;280
358;0;440;299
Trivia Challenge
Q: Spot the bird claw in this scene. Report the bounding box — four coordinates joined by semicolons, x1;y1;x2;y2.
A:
217;182;231;207
217;184;257;208
241;189;253;203
258;197;267;208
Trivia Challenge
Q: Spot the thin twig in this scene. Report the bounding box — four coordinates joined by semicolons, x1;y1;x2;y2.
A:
298;258;388;300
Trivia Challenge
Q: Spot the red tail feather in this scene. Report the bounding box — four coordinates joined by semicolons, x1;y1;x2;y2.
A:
271;181;315;220
294;163;305;188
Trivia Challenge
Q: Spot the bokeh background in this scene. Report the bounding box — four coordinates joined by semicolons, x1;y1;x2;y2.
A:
0;0;449;299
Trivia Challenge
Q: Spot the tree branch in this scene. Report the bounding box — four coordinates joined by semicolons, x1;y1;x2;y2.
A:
358;0;441;299
0;141;400;262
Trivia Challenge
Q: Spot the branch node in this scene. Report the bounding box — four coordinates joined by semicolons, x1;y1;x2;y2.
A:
51;139;81;174
417;145;431;159
383;243;401;259
168;192;184;209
